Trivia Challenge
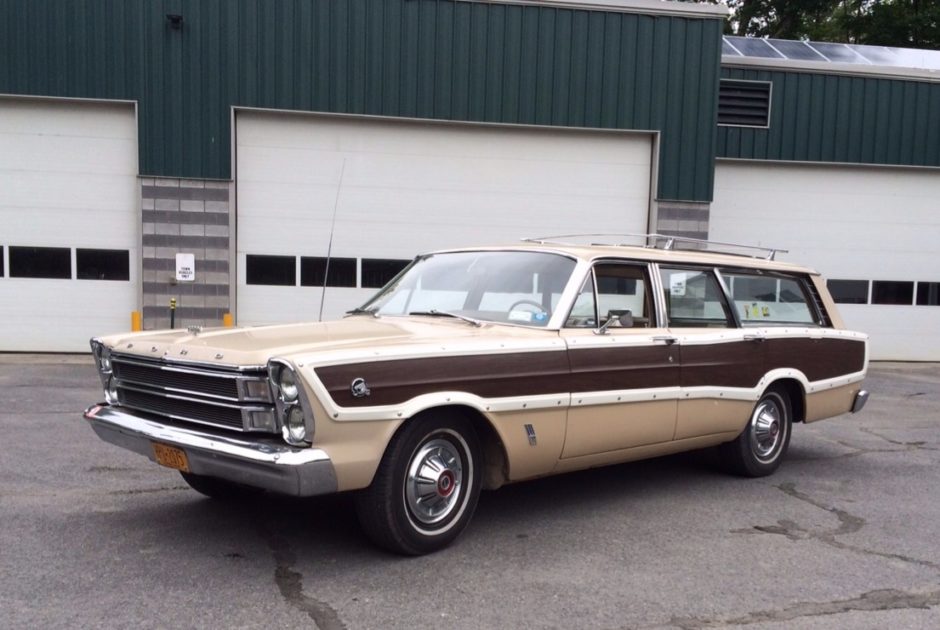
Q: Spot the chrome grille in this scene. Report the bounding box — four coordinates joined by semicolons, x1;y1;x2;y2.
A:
110;354;275;433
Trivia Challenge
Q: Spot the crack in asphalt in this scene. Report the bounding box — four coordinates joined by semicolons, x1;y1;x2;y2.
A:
731;482;940;572
257;523;347;630
667;586;940;628
859;426;936;450
107;484;189;495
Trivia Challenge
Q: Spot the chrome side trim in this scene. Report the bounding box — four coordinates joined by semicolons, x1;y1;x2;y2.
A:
851;390;870;414
83;404;337;497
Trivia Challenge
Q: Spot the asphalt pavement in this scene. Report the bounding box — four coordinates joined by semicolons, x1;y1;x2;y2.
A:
1;355;938;629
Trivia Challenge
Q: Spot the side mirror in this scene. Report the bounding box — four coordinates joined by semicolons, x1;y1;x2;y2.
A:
594;310;633;335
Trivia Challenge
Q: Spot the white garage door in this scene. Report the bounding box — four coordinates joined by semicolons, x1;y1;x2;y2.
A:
712;160;940;361
235;111;652;324
0;99;138;352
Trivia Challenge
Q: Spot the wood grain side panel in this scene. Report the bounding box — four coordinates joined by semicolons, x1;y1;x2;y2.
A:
315;351;571;407
679;341;764;388
766;337;866;381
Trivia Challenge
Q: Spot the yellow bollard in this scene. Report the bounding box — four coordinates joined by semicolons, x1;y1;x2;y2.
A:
222;313;234;328
131;311;142;332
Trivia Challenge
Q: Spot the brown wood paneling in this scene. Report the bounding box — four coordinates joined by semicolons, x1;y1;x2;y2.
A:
679;341;764;388
567;345;679;392
316;351;571;408
766;338;866;382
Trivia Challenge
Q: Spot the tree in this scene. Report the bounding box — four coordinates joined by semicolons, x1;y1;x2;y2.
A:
715;0;940;50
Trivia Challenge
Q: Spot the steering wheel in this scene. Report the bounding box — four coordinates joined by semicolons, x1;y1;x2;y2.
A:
508;299;545;312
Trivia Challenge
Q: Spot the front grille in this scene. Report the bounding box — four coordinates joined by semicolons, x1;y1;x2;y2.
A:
110;354;274;433
121;388;246;430
113;361;239;399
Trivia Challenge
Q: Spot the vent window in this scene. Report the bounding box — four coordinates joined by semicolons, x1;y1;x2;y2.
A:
718;79;771;127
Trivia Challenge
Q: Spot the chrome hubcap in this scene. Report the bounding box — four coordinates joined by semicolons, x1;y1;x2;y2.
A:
750;396;785;462
405;438;464;526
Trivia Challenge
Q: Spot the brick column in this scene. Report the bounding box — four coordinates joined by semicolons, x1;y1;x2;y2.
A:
140;178;233;330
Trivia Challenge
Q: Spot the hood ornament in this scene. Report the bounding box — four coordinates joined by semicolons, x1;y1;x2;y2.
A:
351;378;371;398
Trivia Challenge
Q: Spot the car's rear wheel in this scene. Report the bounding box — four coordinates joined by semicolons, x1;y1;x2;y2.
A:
720;386;792;477
355;414;482;555
179;471;260;501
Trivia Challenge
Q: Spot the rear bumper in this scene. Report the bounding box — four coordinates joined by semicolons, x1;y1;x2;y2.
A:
83;404;337;497
851;390;870;414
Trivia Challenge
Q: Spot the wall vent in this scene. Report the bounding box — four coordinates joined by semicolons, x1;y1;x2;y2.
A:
718;80;771;127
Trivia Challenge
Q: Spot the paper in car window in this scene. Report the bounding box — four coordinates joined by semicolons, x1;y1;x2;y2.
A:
670;273;687;297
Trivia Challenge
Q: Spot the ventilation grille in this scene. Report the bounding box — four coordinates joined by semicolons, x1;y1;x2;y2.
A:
718;80;771;127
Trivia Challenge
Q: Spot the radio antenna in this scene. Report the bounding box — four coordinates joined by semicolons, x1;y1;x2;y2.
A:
319;158;346;321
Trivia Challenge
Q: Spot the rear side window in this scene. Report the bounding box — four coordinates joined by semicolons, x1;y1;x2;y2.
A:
723;271;816;325
660;268;732;328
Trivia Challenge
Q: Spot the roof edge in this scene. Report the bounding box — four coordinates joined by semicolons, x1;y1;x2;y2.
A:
459;0;730;19
722;55;940;84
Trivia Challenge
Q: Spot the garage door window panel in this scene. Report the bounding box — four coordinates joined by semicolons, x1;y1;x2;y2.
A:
916;282;940;306
828;279;870;304
660;268;733;328
872;281;914;305
9;246;71;279
723;271;816;325
246;255;296;286
361;259;411;289
300;257;357;288
76;249;129;281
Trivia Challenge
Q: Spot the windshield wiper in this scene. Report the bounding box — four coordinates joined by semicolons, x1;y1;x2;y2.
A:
407;309;483;327
344;307;379;318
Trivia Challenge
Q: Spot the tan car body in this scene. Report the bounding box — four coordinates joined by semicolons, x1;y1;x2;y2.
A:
90;243;868;494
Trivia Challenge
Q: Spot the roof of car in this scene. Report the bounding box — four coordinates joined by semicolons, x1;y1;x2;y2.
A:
433;241;818;275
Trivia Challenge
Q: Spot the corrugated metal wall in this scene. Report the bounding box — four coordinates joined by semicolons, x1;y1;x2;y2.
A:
0;0;723;203
718;66;940;168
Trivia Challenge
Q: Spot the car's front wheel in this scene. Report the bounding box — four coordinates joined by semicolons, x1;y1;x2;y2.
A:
355;414;482;555
720;386;792;477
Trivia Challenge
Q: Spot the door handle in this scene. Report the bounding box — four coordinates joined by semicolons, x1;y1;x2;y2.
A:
652;335;678;345
744;333;766;343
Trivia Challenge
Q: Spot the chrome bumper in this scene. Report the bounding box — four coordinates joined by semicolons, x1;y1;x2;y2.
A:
851;390;870;414
83;404;337;497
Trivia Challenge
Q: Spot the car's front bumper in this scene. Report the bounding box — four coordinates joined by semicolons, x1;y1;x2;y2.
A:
83;404;337;497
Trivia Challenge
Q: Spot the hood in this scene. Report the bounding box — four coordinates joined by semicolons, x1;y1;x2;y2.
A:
97;316;544;368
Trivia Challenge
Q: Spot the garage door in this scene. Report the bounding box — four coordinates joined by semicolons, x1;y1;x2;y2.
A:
712;161;940;361
235;111;653;324
0;99;138;352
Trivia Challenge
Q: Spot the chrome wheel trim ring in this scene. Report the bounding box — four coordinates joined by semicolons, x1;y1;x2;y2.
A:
403;429;472;535
749;394;787;463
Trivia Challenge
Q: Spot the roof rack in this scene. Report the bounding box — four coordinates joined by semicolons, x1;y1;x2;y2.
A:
520;233;788;261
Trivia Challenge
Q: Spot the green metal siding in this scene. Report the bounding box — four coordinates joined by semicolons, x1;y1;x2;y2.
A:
718;66;940;168
0;0;723;202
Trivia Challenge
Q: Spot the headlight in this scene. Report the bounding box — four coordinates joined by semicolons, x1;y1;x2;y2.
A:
268;359;315;446
278;368;298;402
283;406;306;444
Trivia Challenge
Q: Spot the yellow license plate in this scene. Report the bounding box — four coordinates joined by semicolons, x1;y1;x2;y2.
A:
151;442;190;472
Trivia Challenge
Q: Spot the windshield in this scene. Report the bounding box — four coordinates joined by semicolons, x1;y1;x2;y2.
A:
358;251;577;327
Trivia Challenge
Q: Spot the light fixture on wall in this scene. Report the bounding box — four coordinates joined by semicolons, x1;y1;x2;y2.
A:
166;14;183;30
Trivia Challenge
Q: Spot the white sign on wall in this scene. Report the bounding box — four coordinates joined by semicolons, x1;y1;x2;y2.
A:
176;253;195;282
